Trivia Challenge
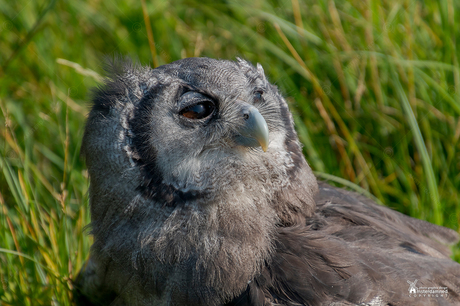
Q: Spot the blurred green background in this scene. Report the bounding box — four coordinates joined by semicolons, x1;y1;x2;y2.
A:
1;0;459;304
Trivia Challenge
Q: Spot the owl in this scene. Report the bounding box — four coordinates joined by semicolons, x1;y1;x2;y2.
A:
74;57;460;306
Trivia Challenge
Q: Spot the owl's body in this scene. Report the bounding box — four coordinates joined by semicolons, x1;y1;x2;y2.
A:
75;58;460;306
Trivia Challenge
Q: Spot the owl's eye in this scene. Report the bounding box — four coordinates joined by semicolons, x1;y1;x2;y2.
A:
180;101;215;120
254;90;263;101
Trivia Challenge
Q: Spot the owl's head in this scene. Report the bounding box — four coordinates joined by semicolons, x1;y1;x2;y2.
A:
82;57;317;228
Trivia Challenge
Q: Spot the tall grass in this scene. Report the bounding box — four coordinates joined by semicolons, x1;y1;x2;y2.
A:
0;0;459;304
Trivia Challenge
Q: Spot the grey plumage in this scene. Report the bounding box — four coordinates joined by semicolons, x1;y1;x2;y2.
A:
74;57;460;306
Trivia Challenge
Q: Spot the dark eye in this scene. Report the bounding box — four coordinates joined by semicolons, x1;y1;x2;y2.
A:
254;90;263;101
180;101;215;120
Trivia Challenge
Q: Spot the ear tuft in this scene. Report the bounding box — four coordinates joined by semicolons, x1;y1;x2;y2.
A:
256;63;265;76
256;63;267;83
236;57;252;69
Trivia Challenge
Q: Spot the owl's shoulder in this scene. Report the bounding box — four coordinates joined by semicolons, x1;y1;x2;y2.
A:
226;181;460;305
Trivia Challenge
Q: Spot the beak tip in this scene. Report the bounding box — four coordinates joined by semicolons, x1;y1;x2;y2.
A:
237;104;270;152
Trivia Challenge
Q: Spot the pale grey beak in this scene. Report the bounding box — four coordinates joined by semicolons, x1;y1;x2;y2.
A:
236;103;269;152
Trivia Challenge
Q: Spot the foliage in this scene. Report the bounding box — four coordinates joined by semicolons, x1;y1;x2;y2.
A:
0;0;459;304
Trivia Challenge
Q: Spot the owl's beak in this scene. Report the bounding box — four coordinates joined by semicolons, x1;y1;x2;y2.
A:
236;103;269;152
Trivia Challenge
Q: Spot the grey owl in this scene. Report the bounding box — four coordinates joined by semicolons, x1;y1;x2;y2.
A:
74;57;460;306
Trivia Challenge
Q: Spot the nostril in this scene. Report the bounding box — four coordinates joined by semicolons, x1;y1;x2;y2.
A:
243;113;249;120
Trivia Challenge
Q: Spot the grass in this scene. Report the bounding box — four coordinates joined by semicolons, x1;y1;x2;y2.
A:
0;0;459;304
